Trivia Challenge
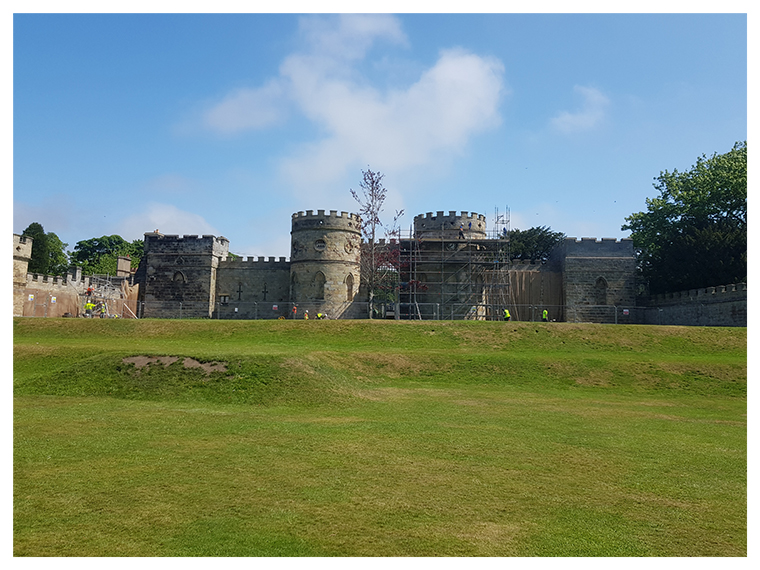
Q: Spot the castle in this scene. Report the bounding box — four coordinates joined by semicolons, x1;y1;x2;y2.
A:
133;209;637;323
13;208;746;325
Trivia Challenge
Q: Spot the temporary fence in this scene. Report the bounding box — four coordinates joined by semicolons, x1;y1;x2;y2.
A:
17;296;658;326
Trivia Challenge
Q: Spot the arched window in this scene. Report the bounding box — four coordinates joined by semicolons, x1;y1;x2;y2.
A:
173;271;186;283
345;273;354;301
594;277;608;306
315;271;326;300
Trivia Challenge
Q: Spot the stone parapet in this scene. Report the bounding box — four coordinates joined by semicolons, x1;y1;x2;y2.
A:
562;237;634;258
414;211;487;239
291;210;361;233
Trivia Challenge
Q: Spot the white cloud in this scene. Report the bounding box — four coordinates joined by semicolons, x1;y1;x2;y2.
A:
279;47;505;192
298;13;408;61
196;15;505;200
116;203;220;241
202;80;286;135
550;85;610;134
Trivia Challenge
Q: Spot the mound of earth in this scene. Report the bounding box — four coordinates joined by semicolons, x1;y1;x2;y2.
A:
122;356;227;375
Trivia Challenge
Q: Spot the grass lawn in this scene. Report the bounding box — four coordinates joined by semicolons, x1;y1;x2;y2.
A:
13;318;747;556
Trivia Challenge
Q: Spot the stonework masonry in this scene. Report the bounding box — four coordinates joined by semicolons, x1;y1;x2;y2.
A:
12;209;746;325
290;210;362;318
560;238;637;323
139;233;230;318
13;233;137;318
637;283;747;326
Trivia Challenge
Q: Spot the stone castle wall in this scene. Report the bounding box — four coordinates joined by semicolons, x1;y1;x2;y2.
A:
15;209;744;326
140;233;229;318
637;283;747;327
14;233;138;318
561;237;637;323
215;257;291;319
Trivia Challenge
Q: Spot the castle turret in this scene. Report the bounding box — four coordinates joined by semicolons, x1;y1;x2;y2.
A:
290;210;362;317
13;234;33;317
414;211;487;240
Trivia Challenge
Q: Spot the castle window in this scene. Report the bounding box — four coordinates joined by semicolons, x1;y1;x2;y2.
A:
314;239;326;252
594;277;608;306
219;295;229;306
173;271;186;283
315;271;326;300
346;273;354;302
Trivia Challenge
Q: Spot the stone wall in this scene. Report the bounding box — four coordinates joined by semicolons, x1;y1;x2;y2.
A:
140;233;229;318
637;283;747;327
214;257;291;319
561;237;637;324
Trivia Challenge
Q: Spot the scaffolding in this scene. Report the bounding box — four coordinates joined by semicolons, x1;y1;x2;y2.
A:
81;274;135;318
385;207;512;320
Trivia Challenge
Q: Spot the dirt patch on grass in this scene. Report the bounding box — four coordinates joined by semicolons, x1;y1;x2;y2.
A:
122;356;227;376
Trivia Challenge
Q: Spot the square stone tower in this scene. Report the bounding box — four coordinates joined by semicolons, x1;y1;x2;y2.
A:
560;237;636;323
139;233;229;318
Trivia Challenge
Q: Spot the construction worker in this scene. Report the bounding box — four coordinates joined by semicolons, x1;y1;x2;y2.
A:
503;308;511;321
458;224;465;239
316;312;325;320
542;309;548;322
304;310;309;320
84;300;95;317
292;305;297;319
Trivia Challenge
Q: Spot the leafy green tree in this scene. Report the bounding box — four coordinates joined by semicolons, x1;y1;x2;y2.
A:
21;222;69;275
46;232;70;276
70;235;144;276
622;141;747;294
507;226;565;261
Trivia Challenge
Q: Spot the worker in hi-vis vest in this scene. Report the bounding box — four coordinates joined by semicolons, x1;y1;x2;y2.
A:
542;309;548;322
503;308;511;321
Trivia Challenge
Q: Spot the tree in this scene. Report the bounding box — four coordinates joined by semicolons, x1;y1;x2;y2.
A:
506;226;565;261
70;235;144;276
622;141;747;294
22;222;69;276
350;168;404;314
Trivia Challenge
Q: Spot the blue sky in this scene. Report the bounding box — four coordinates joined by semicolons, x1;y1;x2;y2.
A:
12;9;748;260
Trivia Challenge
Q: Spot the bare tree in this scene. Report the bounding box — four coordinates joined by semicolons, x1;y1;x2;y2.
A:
351;168;404;317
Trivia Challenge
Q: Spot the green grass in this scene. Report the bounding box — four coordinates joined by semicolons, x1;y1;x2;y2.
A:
13;318;746;556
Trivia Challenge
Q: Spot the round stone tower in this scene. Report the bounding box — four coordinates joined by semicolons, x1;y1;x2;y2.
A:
290;210;362;316
413;211;487;240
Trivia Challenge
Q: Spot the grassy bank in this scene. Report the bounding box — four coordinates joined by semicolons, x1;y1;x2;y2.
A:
13;318;746;556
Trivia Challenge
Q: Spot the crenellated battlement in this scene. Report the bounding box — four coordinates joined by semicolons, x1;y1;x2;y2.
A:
413;210;487;239
414;210;487;223
219;256;290;267
562;237;634;257
291;209;362;233
143;233;229;257
650;282;747;303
